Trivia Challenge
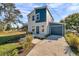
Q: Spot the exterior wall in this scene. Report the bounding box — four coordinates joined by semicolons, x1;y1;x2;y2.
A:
34;22;47;35
28;7;54;36
28;9;48;35
46;9;54;34
28;10;35;33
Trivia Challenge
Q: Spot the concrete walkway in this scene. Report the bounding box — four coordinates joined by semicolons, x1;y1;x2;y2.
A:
27;36;75;56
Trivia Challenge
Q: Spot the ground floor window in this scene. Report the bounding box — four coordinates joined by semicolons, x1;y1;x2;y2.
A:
42;25;44;32
32;29;35;32
32;26;35;32
42;29;44;32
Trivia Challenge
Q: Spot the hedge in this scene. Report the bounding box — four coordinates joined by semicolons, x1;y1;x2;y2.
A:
0;34;25;44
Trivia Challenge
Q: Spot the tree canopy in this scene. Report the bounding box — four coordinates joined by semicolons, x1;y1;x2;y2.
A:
0;3;23;31
60;13;79;32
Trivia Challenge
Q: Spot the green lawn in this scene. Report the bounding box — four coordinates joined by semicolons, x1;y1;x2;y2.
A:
0;31;26;56
0;31;33;56
0;43;20;56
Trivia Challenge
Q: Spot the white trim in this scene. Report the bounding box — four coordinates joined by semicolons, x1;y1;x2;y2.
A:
35;13;40;21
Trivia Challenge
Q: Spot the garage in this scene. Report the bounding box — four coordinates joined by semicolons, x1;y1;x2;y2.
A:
49;23;65;36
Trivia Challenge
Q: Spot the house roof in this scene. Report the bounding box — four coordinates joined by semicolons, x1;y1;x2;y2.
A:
27;6;54;21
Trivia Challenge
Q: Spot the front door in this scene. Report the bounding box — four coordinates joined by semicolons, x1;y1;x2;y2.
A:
36;26;39;34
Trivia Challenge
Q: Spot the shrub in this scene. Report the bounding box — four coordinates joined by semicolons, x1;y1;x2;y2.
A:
19;34;33;53
65;32;79;49
10;49;19;56
0;34;25;44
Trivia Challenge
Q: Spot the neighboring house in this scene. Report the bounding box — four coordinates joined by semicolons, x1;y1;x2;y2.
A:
27;6;64;38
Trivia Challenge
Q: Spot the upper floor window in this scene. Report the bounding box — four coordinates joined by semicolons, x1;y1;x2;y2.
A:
36;13;40;21
32;15;35;21
42;25;44;28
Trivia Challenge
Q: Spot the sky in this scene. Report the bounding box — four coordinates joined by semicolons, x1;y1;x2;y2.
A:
15;3;79;23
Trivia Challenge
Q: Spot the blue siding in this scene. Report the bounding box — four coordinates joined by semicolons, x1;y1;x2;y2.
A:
35;8;46;22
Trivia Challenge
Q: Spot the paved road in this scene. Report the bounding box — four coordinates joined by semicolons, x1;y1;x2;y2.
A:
27;35;76;56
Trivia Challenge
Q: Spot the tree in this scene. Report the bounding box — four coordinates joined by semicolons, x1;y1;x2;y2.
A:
21;23;28;32
60;20;65;23
60;13;79;32
0;3;23;31
5;24;11;31
0;21;4;31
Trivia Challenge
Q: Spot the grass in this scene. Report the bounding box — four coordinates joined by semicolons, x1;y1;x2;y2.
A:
65;32;79;55
0;43;20;56
0;31;26;56
0;31;34;56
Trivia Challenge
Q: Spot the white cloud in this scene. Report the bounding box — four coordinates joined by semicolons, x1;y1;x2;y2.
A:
26;4;40;8
67;4;79;11
62;14;68;20
68;5;79;11
33;5;40;8
71;4;79;6
47;3;63;8
22;10;30;15
17;7;30;15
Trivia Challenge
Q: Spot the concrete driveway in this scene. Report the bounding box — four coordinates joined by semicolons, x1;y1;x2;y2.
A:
27;35;75;56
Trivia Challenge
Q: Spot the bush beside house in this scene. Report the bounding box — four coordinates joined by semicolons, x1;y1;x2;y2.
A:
65;32;79;55
19;34;33;54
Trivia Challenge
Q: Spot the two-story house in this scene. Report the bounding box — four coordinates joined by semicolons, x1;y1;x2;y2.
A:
27;6;64;38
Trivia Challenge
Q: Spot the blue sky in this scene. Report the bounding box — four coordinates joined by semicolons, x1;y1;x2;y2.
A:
15;3;79;23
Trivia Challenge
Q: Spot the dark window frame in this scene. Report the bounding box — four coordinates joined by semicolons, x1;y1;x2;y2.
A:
32;15;35;21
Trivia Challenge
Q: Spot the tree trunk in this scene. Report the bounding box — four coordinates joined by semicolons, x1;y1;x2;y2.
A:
3;24;8;31
3;22;11;31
